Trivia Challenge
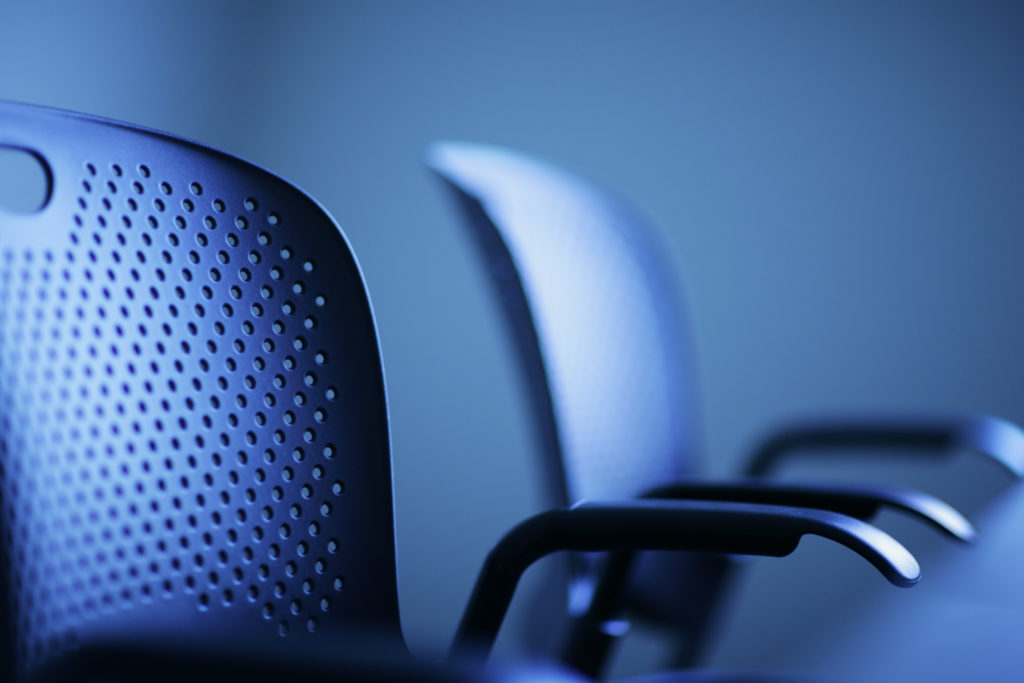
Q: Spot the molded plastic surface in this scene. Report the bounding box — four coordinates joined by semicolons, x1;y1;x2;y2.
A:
0;102;400;674
427;141;700;506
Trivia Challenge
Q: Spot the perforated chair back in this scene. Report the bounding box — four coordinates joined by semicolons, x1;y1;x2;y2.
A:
0;102;401;677
428;143;700;506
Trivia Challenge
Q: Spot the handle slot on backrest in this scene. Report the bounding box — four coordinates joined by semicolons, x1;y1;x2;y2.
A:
0;146;52;214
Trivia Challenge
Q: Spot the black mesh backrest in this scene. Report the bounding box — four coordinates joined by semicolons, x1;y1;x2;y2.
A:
428;143;701;507
0;102;401;675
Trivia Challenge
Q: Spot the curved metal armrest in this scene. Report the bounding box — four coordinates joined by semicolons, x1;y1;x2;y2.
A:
558;480;970;677
745;414;1024;478
644;481;976;543
28;629;560;683
450;499;919;658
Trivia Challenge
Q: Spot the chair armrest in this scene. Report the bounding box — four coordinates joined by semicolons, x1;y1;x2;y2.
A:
744;414;1024;478
450;499;919;658
644;481;975;543
558;480;970;677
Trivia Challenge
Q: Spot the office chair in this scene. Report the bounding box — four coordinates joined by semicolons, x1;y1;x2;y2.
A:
0;102;924;682
427;141;1024;677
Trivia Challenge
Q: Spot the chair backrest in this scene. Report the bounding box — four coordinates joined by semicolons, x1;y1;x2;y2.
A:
428;144;725;651
0;102;401;676
428;142;700;507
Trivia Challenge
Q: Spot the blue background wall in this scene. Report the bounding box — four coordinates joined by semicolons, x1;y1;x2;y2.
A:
2;1;1023;678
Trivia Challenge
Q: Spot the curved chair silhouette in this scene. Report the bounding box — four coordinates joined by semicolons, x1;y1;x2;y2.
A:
426;141;1024;677
0;103;923;682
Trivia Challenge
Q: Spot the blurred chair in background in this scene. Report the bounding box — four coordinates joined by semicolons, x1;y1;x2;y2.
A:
428;141;1024;678
0;103;925;682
